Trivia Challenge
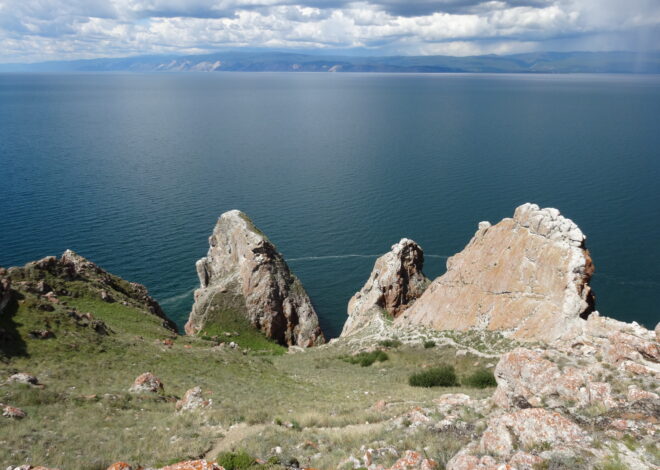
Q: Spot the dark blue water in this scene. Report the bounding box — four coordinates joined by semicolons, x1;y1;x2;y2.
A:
1;73;659;337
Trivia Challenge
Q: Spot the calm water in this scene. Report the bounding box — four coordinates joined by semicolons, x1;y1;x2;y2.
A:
1;73;659;337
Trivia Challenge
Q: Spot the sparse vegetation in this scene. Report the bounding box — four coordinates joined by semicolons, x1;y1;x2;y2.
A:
378;339;402;348
423;340;436;349
217;451;257;469
342;350;389;367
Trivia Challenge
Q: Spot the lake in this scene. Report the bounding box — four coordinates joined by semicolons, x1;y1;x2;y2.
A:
1;72;659;337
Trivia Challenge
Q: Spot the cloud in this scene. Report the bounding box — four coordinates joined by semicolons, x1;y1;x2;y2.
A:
0;0;658;62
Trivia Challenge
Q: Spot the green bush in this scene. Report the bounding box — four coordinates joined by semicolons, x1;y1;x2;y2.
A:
423;340;436;349
409;365;458;387
462;368;497;388
217;451;256;470
379;339;402;348
343;350;389;367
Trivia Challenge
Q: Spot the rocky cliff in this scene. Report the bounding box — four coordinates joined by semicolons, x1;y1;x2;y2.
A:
0;269;12;314
395;203;595;342
1;250;178;334
341;239;428;337
185;210;324;347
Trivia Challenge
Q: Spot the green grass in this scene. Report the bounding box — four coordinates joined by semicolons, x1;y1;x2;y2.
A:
409;365;459;387
217;451;257;469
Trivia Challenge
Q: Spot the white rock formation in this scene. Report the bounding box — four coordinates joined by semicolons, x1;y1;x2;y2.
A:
185;210;324;347
395;203;595;342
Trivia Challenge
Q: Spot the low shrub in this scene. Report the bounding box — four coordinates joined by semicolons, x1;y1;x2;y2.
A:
462;368;497;388
343;350;389;367
217;451;256;470
409;365;458;387
423;340;436;349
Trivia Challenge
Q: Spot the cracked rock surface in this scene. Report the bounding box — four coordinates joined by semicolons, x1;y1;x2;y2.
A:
185;210;324;347
395;203;595;342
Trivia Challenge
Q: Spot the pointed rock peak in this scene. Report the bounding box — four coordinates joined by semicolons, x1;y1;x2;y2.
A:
186;210;324;347
395;204;595;343
341;238;429;337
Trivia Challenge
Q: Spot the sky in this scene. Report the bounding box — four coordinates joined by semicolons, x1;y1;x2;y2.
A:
0;0;659;63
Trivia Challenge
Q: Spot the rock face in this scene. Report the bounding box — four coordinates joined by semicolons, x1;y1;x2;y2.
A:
396;203;595;342
0;268;12;313
185;210;324;347
342;239;429;337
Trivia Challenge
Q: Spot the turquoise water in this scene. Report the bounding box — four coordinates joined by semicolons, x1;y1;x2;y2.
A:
1;73;659;337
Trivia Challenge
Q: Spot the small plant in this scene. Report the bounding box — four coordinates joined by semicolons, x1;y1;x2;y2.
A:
462;368;497;388
379;339;402;348
423;340;436;349
217;451;256;470
409;365;458;387
343;350;389;367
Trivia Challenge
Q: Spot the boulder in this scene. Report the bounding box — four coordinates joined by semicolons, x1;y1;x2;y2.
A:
7;373;39;386
175;386;211;412
479;408;589;457
129;372;163;394
1;403;27;419
395;204;595;342
342;239;428;337
185;210;324;347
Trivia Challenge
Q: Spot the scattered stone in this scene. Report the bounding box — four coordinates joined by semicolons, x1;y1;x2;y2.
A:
100;289;114;303
7;373;39;386
158;460;225;470
185;210;324;347
342;238;429;336
28;330;54;340
129;372;164;394
1;403;27;419
106;464;133;470
388;450;438;470
175;386;211;412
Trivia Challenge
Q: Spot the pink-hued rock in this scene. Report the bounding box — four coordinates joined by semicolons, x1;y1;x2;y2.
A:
479;408;589;457
342;238;429;336
129;372;163;394
627;385;659;402
388;450;438;470
395;204;595;342
176;386;211;412
158;460;225;470
2;403;27;419
186;210;324;347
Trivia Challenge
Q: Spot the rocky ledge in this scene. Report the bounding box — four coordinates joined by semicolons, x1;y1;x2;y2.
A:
185;210;324;347
394;203;595;342
341;238;429;337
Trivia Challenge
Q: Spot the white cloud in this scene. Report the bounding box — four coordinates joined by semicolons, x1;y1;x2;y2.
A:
0;0;658;62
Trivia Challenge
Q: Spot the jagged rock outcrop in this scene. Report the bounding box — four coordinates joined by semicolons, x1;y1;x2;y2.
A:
176;386;211;412
185;210;324;347
395;203;595;342
0;268;12;314
341;239;429;337
5;250;177;333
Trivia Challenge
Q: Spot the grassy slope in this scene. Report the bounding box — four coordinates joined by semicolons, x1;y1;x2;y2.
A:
0;264;501;469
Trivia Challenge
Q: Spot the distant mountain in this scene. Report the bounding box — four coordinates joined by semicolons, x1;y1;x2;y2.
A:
2;50;660;73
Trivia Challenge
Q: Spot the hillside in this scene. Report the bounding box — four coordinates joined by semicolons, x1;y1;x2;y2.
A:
1;206;659;470
2;51;660;74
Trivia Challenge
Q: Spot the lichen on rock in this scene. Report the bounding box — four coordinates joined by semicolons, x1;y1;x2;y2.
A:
395;203;596;342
